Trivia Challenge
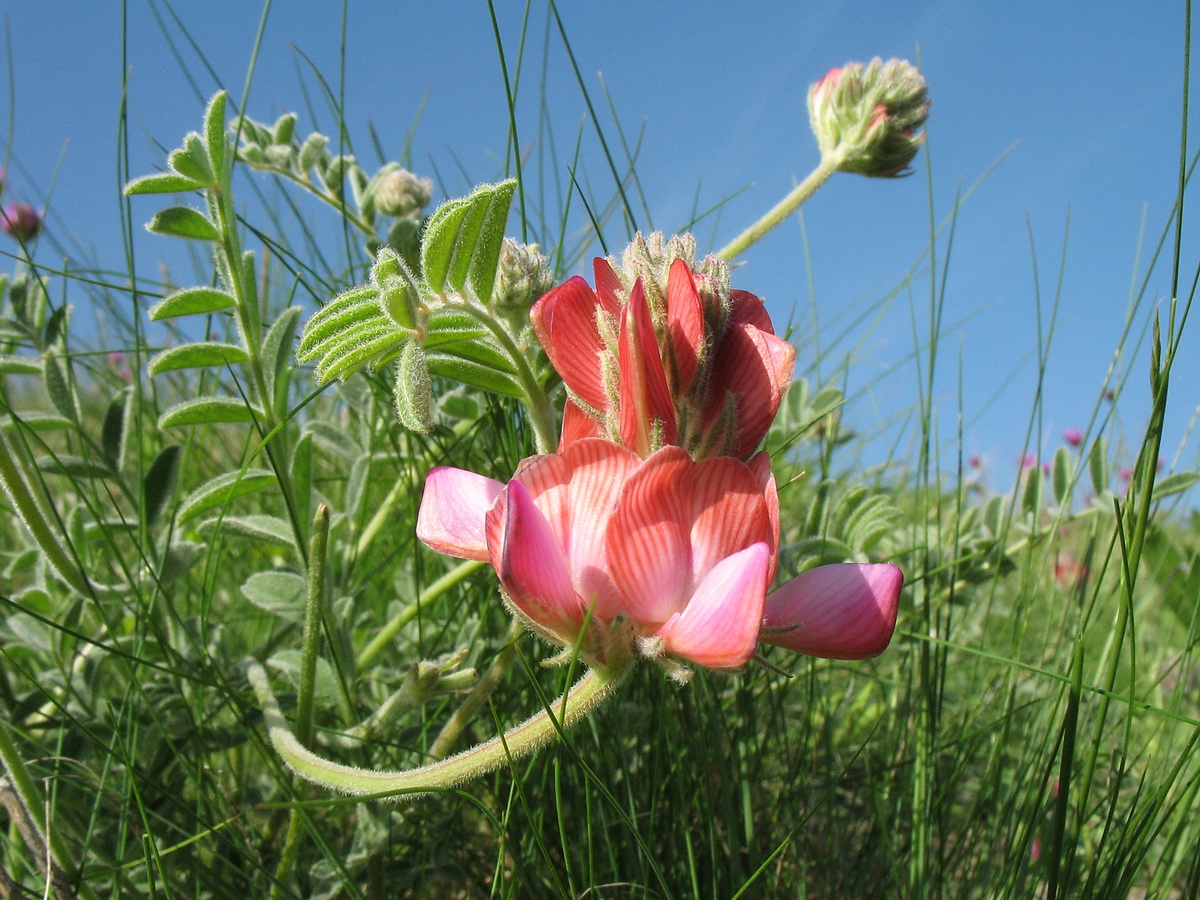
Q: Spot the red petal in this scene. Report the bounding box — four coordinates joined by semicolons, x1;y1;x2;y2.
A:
530;276;610;411
657;542;769;668
618;280;677;454
729;289;775;333
486;480;585;637
559;398;603;449
607;448;771;625
593;258;625;312
416;466;502;561
704;325;795;456
665;259;704;394
762;563;903;659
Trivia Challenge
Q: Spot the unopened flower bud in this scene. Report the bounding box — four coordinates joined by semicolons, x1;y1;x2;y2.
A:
375;167;434;219
395;338;434;433
1;202;43;243
808;58;930;178
491;238;554;314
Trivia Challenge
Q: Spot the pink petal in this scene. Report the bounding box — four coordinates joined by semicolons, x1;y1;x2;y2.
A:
618;280;677;454
486;480;586;637
416;466;503;561
762;563;903;659
657;542;769;668
607;448;771;624
510;439;639;621
530;276;610;412
665;259;704;395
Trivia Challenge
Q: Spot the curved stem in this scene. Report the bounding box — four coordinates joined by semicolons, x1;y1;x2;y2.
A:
716;152;845;262
248;654;632;800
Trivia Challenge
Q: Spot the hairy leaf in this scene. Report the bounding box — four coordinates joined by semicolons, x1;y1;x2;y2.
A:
149;287;237;320
176;469;277;524
148;342;249;375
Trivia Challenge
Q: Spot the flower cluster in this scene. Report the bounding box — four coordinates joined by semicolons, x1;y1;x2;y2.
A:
532;233;796;461
417;233;902;680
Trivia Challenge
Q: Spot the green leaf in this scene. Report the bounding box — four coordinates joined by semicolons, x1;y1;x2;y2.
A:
143;445;181;527
171;132;214;183
313;325;406;384
242;571;307;622
124;172;204;196
148;342;249;375
2;411;73;432
158;397;261;429
159;540;206;583
34;454;115;479
198;513;296;547
43;354;79;421
1051;446;1071;506
420;180;516;298
297;286;383;362
43;304;70;347
176;468;277;524
468;180;517;303
101;394;127;471
146;206;220;242
1021;465;1044;517
269;649;340;703
149;287;237;320
425;351;524;398
204;91;228;176
1155;470;1200;499
1088;436;1108;495
0;355;41;375
302;420;362;462
297;132;329;173
262;307;302;410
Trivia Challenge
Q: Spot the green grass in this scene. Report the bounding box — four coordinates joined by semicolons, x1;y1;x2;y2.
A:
2;4;1200;898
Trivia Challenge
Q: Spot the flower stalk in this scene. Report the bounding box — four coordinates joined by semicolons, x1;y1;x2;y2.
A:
247;654;633;800
717;150;845;261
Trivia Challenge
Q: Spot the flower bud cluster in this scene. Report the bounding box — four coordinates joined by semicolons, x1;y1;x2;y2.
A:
808;57;930;178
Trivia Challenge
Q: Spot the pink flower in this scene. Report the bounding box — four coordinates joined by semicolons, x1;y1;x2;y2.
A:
417;437;902;673
531;251;795;461
1063;428;1082;447
1;202;43;243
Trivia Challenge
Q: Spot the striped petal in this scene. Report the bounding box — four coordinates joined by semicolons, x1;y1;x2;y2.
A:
511;439;638;620
762;563;903;659
607;447;772;624
657;542;769;668
486;480;585;638
704;324;795;457
618;280;677;455
530;276;610;411
665;259;704;395
416;466;502;561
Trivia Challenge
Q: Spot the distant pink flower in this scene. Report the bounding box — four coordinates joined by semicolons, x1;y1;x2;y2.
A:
1;202;42;242
417;438;902;672
1063;428;1082;447
1021;453;1037;472
1119;466;1132;482
1054;552;1087;590
968;454;983;470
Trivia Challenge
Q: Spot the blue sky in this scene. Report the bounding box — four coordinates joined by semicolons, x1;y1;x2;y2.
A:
2;1;1196;490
